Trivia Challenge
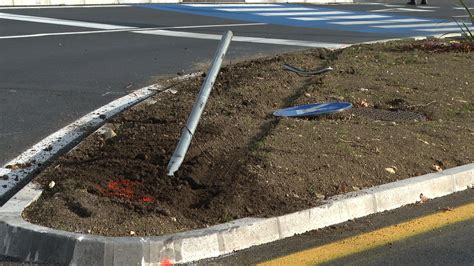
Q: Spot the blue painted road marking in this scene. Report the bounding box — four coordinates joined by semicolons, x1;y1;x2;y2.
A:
138;4;471;37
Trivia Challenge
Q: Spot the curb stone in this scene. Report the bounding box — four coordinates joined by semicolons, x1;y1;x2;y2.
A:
1;163;472;264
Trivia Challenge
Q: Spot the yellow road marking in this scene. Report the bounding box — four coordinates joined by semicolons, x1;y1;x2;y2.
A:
259;203;474;266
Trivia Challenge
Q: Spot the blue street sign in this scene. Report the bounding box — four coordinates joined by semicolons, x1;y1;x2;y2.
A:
273;102;353;117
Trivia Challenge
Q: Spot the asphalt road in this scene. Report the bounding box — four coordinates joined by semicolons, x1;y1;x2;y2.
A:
325;219;473;266
203;189;474;265
1;1;472;165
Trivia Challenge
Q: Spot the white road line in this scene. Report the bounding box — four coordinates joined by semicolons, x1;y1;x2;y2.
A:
0;29;126;39
374;22;460;28
0;12;343;48
0;5;130;9
216;7;312;12
371;8;434;12
0;22;267;40
453;7;474;10
166;22;267;29
137;29;347;48
0;12;134;30
362;3;404;7
292;15;390;21
184;4;281;7
331;18;429;25
417;6;439;9
255;11;349;16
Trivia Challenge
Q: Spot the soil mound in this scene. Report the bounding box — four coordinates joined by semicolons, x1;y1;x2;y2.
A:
23;39;474;236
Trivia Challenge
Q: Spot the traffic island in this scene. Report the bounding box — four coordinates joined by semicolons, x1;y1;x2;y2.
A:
1;39;473;264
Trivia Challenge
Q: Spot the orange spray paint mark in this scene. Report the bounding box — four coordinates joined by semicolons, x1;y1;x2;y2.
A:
96;179;155;204
161;257;172;266
141;196;155;203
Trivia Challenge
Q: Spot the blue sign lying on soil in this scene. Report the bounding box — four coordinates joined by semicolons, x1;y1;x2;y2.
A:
273;102;353;117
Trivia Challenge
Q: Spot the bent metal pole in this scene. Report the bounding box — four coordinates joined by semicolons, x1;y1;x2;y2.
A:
167;30;233;176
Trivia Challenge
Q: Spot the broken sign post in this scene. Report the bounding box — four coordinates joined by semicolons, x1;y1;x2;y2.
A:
167;31;233;176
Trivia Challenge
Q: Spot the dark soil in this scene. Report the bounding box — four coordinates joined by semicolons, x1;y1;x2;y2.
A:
23;39;474;236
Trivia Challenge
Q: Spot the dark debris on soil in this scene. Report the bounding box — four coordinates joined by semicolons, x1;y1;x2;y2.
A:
23;39;473;236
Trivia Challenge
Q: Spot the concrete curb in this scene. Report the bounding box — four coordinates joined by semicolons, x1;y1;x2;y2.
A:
1;163;472;264
0;0;353;7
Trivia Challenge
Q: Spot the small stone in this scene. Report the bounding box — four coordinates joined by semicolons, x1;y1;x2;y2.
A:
352;186;360;191
360;88;369;92
431;164;443;172
144;99;157;106
315;193;325;200
385;167;396;174
87;229;92;234
170;217;177;222
246;206;254;213
304;93;311;97
358;99;369;107
129;231;136;236
48;181;56;189
420;193;429;203
98;127;117;139
418;139;430;145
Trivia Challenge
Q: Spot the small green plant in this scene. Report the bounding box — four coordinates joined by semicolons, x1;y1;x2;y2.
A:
455;0;474;41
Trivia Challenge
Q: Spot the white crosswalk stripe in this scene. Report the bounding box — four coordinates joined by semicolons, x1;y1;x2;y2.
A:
292;15;390;21
255;11;349;16
453;7;474;10
179;4;471;35
374;22;459;28
184;4;282;7
371;8;435;13
216;7;312;12
419;27;474;32
331;18;430;25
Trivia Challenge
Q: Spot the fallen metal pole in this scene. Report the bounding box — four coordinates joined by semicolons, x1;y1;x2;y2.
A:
167;30;233;176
